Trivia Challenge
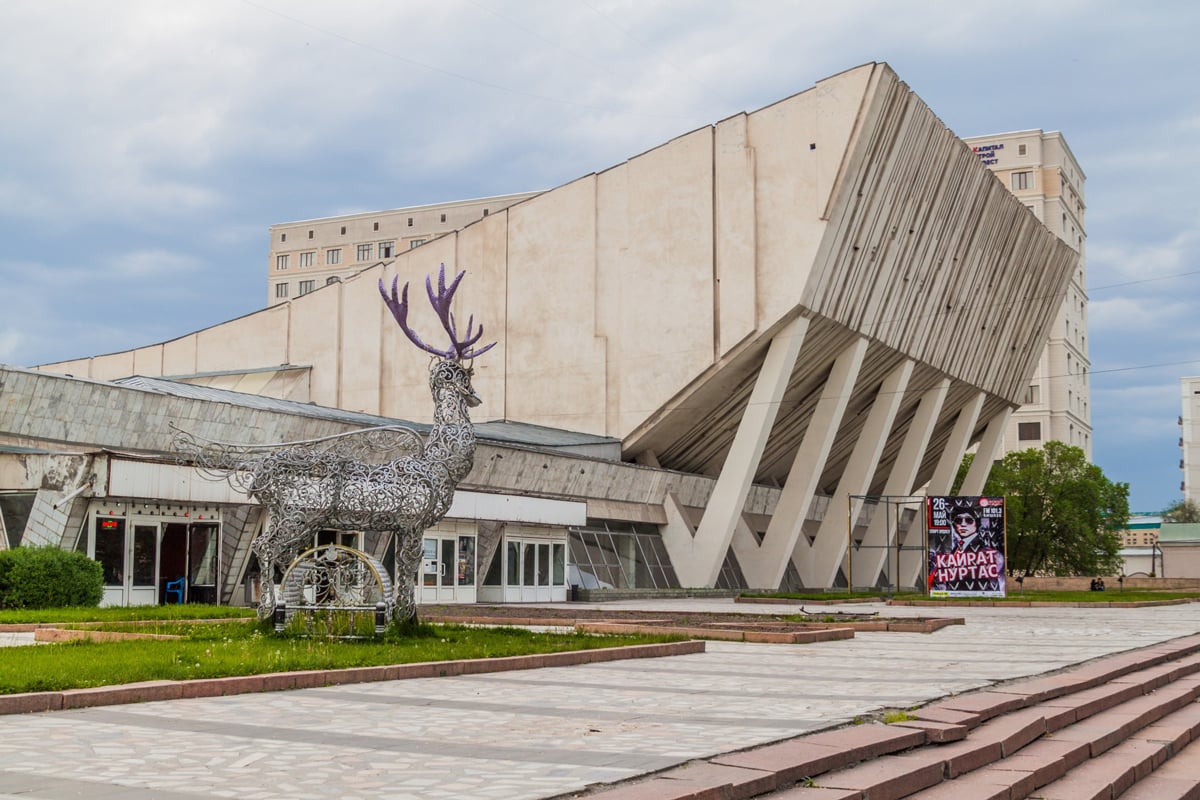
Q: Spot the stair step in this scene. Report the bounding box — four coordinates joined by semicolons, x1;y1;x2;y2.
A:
1120;734;1200;799
905;694;1200;799
1029;736;1167;799
582;635;1200;800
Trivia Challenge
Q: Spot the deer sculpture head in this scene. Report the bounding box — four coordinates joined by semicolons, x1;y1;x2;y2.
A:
378;263;494;423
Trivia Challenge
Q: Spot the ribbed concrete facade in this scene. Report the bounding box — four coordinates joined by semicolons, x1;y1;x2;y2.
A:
27;63;1078;592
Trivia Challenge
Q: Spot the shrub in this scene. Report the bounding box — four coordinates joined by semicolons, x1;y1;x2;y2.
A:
0;546;104;608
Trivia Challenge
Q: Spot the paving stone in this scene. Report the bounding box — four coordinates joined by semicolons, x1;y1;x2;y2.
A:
59;681;183;710
766;785;862;799
0;691;62;714
923;736;1003;778
1038;681;1144;721
803;724;925;761
903;768;1015;800
1051;719;1138;758
891;719;967;743
980;748;1068;788
711;740;847;784
813;751;944;800
1154;739;1200;780
656;760;778;799
912;706;980;728
1119;774;1200;800
969;705;1048;757
582;776;728;800
935;691;1028;721
1018;736;1093;772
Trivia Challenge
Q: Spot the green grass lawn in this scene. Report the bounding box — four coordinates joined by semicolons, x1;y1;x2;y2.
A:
0;604;255;625
0;607;680;695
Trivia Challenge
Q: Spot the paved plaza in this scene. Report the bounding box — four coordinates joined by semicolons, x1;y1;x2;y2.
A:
0;599;1197;799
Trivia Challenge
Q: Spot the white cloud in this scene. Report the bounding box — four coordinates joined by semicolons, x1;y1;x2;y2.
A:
104;249;202;279
0;329;22;364
1;0;1199;511
1089;295;1193;333
1089;234;1195;281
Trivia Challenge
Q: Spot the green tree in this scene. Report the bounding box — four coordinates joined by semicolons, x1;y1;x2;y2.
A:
1163;498;1200;523
966;441;1128;577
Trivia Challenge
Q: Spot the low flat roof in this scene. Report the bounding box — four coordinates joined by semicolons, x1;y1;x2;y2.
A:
113;375;620;454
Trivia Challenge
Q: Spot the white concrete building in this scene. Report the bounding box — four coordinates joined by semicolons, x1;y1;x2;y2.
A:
961;130;1090;458
22;63;1078;599
1182;376;1200;505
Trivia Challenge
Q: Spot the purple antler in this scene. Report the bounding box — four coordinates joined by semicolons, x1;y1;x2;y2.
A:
379;264;497;360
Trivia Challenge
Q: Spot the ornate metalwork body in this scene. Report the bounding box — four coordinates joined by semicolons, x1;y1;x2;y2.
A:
174;265;492;624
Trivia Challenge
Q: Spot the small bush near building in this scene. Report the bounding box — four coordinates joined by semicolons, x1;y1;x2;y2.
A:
0;546;104;608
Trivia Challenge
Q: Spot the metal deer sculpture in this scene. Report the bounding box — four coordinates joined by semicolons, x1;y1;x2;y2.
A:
173;264;493;624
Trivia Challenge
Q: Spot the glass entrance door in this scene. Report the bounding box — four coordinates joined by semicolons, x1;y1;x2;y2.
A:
503;539;567;602
419;534;476;604
97;518;159;607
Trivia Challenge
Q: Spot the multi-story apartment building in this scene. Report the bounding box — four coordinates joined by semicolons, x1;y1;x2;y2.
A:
962;130;1091;459
1182;376;1200;504
1120;516;1162;548
267;192;541;306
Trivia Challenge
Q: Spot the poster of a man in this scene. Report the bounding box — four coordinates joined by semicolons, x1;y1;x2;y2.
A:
927;496;1005;597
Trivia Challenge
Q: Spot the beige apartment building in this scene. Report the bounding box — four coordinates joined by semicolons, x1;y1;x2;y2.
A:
1183;376;1200;504
267;192;541;306
961;130;1091;458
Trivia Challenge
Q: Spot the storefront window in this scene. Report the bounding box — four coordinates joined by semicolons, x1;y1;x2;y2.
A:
552;543;565;586
457;536;475;586
537;543;550;586
132;525;156;586
188;523;218;586
95;518;125;586
506;541;520;585
522;542;536;586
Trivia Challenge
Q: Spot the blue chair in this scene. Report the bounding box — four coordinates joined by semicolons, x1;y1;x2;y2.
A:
164;577;186;604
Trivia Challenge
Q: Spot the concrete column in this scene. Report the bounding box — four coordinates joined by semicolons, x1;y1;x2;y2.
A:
738;337;868;590
898;391;985;587
927;392;986;495
961;407;1013;496
673;317;808;587
853;378;949;589
802;358;914;588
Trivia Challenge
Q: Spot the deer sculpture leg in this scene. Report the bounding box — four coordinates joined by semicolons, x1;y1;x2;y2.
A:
251;507;315;621
393;526;424;624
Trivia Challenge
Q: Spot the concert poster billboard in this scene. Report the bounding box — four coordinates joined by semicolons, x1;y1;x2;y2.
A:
927;495;1006;598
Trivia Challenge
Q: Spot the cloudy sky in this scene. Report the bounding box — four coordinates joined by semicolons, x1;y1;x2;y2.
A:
2;1;1197;511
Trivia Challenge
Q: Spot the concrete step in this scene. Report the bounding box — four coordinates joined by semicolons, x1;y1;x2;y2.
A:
907;695;1200;799
578;633;1200;800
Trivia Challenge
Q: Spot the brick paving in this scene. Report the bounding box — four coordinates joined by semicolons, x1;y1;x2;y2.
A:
0;599;1195;799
